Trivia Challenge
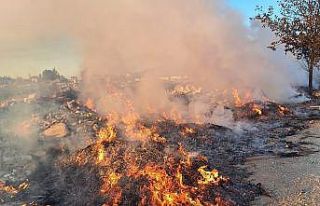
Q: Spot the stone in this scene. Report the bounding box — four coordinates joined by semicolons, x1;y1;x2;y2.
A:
43;123;69;138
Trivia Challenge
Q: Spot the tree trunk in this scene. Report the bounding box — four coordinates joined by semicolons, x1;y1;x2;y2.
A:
309;64;314;95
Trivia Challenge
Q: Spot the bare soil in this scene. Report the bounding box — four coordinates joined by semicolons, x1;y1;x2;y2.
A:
248;121;320;205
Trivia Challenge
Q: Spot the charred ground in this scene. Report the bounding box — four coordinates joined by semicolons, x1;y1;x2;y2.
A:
0;76;319;205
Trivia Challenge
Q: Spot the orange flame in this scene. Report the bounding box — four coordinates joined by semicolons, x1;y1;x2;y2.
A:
197;166;221;185
0;180;29;195
180;127;196;137
252;104;263;116
232;89;242;107
81;85;231;205
85;98;95;110
96;124;117;162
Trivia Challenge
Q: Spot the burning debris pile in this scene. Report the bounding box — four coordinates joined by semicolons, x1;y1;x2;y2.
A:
59;128;230;205
16;118;262;206
0;180;29;204
233;101;292;121
1;74;319;205
1;0;320;204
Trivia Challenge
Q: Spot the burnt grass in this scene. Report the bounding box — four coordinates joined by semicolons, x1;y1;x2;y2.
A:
18;123;262;206
16;147;103;206
5;97;320;205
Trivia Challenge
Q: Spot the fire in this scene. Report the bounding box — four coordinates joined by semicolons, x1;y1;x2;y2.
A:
105;109;172;142
231;88;255;107
96;124;117;162
178;144;193;167
232;89;242;107
85;98;95;110
0;180;29;195
180;126;196;137
76;85;236;205
138;164;200;205
90;120;229;205
278;105;290;115
101;172;122;193
252;104;263;116
97;146;105;163
118;111;156;141
171;85;202;96
161;109;183;124
197;166;221;185
97;124;117;143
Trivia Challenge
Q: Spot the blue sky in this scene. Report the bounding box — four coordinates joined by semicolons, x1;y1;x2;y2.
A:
227;0;278;20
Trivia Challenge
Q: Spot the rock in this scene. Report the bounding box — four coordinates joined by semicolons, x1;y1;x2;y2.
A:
43;123;69;138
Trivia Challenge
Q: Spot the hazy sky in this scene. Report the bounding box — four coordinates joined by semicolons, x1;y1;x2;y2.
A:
0;37;80;77
0;0;278;78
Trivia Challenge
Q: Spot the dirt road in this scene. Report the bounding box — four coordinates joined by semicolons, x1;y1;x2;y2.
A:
248;121;320;205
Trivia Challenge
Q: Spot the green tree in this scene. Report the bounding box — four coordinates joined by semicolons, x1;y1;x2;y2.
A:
255;0;320;95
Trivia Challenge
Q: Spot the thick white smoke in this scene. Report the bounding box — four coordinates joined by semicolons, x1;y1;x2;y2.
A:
0;0;307;117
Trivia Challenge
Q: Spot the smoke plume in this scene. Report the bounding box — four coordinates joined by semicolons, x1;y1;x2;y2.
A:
0;0;306;118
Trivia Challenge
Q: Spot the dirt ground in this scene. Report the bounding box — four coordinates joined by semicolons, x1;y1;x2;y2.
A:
248;121;320;205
